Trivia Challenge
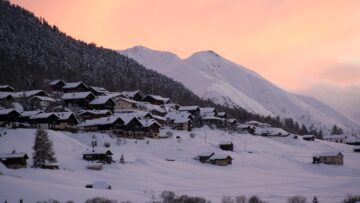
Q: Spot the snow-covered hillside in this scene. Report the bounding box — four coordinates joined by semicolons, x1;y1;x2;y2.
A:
119;46;360;133
1;128;359;202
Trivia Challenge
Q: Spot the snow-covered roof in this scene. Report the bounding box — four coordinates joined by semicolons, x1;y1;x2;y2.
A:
78;116;123;127
62;82;88;89
178;106;199;111
202;116;223;121
145;94;170;102
55;112;78;121
89;96;114;105
28;96;56;102
30;113;59;120
219;141;233;145
152;115;166;121
83;148;113;155
20;110;43;117
48;79;64;86
114;97;138;104
0;109;19;115
0;92;13;99
90;86;109;94
303;135;315;138
0;152;28;160
217;112;226;117
313;151;343;157
138;118;161;128
200;107;215;113
245;121;271;127
165;111;192;121
120;90;143;98
210;154;232;160
79;110;112;116
116;114;136;125
0;85;14;90
12;90;48;98
226;119;237;123
174;117;191;124
62;92;94;100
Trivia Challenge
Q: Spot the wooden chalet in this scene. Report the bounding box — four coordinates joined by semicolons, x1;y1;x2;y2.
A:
202;116;225;128
173;117;193;131
313;152;343;165
79;110;112;120
88;96;116;111
178;106;200;117
11;90;49;100
0;85;14;92
119;116;161;139
83;149;113;164
29;113;60;129
113;97;138;110
200;107;217;117
0;109;21;128
0;92;14;102
142;94;172;106
27;96;56;110
209;154;233;166
78;116;124;132
0;152;28;169
62;92;96;107
62;81;89;93
120;90;145;101
195;152;214;163
54;112;79;130
18;110;43;123
48;79;66;91
219;141;234;151
303;135;315;141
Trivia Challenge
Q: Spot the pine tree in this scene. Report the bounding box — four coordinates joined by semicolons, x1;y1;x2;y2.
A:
32;128;57;168
120;154;125;164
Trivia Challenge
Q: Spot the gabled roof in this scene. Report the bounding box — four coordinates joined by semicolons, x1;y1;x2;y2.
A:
89;96;115;105
0;92;13;99
79;110;112;116
0;109;20;116
78;116;123;127
217;112;226;117
30;113;59;120
137;118;161;128
82;148;113;155
200;107;216;113
174;117;192;124
196;152;215;157
0;85;15;91
0;152;28;160
165;111;192;121
303;135;315;138
313;151;343;157
89;86;109;94
55;112;79;122
144;94;171;103
120;90;144;98
28;96;56;102
178;106;200;111
62;81;89;89
20;110;43;117
12;90;49;98
48;79;65;86
62;92;94;100
114;97;138;104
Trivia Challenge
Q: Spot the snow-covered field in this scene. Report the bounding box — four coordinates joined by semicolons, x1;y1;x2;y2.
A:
0;127;359;202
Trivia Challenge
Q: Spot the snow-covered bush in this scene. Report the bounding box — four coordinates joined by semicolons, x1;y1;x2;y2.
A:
85;197;117;203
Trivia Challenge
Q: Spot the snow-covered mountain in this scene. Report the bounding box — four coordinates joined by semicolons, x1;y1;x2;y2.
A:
119;46;360;133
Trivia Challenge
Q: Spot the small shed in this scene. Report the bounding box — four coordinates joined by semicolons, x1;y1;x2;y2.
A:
219;141;234;151
83;149;113;164
303;135;315;141
42;162;59;170
353;147;360;153
0;152;28;169
313;151;343;165
209;154;233;166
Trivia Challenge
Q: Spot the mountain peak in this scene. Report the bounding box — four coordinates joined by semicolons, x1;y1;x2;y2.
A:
191;50;221;58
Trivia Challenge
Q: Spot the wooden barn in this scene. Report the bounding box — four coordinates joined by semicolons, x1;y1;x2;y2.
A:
62;92;96;107
0;109;21;128
313;152;343;165
142;94;172;106
29;113;60;129
78;116;125;131
219;141;234;151
113;97;138;110
120;90;145;101
0;152;28;169
209;154;233;166
178;106;200;117
55;112;79;130
83;149;113;164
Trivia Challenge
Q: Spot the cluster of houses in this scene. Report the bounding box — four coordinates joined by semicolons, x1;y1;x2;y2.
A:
0;80;242;140
195;141;234;166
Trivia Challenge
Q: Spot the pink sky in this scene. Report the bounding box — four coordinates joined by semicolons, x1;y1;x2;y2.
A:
10;0;360;91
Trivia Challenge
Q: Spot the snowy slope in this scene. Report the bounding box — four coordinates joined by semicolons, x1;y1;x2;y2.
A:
1;128;359;203
119;46;360;133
